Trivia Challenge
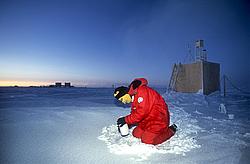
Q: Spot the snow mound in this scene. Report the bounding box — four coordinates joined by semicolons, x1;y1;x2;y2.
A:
98;105;201;161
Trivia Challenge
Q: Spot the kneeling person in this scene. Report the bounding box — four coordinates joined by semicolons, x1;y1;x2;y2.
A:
114;78;177;145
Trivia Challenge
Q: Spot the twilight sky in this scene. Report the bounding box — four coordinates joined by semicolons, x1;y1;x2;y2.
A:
0;0;249;87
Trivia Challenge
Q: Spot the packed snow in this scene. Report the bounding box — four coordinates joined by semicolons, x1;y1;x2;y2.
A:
98;104;202;161
0;87;249;164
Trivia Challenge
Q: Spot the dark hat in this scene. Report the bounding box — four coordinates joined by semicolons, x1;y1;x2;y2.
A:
114;86;129;99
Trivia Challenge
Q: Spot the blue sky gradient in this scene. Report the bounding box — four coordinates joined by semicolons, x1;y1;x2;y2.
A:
0;0;249;87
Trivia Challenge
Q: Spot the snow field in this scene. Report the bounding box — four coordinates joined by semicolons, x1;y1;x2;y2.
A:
98;100;202;161
1;88;249;163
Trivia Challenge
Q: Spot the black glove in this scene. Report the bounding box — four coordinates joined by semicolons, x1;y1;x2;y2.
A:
117;117;126;127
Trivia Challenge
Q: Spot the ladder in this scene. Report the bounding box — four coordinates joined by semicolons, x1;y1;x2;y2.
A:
168;63;180;91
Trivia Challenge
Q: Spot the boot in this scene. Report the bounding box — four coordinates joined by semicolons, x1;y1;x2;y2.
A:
169;124;177;133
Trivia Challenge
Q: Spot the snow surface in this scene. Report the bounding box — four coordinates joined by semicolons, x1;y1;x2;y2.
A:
0;87;249;164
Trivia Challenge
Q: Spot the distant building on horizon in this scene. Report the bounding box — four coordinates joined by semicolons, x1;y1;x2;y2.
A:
64;82;71;87
55;82;62;87
45;82;74;88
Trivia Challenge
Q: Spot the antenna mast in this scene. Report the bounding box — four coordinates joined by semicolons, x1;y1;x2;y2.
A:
195;40;207;62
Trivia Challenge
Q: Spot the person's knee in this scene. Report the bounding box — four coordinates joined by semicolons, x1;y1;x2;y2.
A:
141;137;155;145
141;132;157;145
132;127;144;139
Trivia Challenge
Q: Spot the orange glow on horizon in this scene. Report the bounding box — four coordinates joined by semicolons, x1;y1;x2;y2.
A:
0;80;52;87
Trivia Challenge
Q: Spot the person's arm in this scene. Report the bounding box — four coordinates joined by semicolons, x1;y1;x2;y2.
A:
125;88;151;124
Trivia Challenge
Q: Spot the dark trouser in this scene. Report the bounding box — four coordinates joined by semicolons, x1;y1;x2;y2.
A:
132;126;175;145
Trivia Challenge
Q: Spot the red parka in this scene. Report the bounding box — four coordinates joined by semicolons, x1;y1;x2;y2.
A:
125;78;170;134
